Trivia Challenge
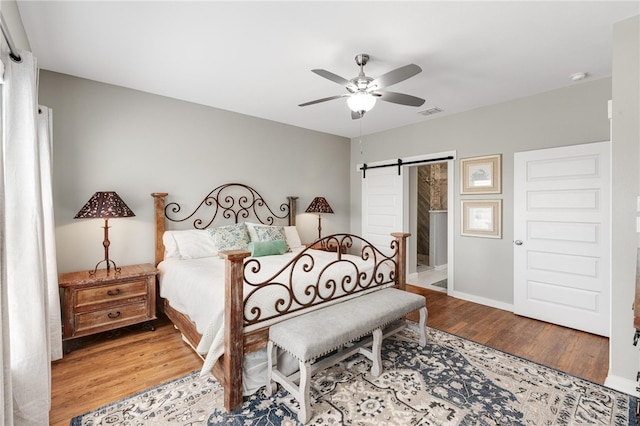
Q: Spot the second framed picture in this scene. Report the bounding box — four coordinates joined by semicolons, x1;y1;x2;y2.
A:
461;199;502;239
460;154;501;194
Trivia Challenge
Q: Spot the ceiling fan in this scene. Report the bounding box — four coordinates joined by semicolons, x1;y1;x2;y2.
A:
299;53;426;120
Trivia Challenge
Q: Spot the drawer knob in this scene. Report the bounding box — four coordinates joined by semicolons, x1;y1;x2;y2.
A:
107;288;121;296
107;311;121;319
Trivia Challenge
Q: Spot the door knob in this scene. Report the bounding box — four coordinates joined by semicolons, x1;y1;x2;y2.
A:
514;240;523;245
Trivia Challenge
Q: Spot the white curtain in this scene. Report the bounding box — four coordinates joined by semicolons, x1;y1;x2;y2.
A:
0;46;62;425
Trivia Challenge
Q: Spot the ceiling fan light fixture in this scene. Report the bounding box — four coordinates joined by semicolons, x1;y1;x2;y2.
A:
347;92;377;113
300;54;424;119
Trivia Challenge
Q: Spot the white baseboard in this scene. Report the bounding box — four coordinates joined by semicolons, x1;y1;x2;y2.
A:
448;290;514;312
604;374;639;397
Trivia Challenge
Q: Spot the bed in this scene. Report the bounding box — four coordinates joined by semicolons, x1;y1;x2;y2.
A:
151;183;410;411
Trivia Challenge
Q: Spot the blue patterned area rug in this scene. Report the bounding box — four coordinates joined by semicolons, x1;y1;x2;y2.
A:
71;326;636;425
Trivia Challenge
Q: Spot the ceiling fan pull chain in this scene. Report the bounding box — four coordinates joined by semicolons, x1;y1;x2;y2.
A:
359;118;364;155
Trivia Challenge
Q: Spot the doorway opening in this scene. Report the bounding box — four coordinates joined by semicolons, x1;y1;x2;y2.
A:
414;162;448;291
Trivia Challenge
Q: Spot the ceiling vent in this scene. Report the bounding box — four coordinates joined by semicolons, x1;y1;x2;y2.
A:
418;107;443;116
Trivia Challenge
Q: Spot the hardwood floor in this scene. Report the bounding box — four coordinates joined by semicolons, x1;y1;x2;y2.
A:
405;286;609;385
50;316;203;426
50;286;609;426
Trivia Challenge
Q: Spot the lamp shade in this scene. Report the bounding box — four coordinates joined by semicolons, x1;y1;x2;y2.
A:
347;92;377;113
74;191;135;219
305;197;334;214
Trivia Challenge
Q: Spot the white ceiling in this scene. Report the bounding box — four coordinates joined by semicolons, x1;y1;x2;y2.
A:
17;1;640;138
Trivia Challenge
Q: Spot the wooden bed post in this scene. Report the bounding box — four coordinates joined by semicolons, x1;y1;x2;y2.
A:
151;193;168;266
220;249;251;411
287;196;298;226
391;232;411;291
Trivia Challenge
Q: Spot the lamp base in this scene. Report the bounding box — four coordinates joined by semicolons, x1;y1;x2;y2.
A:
89;259;121;276
88;217;121;276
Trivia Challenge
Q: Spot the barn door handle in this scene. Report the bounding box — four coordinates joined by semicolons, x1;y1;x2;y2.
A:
514;240;523;246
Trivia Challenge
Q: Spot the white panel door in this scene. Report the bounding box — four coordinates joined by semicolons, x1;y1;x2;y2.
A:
514;141;610;336
361;166;407;256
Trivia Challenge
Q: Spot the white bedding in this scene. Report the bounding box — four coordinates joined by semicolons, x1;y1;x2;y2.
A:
157;247;394;393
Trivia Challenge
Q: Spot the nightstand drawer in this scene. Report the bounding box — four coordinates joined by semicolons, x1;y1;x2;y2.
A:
76;280;148;308
74;301;149;335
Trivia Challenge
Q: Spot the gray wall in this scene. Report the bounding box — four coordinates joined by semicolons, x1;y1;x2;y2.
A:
38;71;350;273
350;78;612;306
609;15;640;393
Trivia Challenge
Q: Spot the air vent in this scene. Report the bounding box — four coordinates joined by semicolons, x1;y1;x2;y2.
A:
418;107;443;116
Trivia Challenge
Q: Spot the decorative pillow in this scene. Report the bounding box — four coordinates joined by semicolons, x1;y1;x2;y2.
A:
249;240;287;257
209;223;250;252
246;222;301;251
163;230;218;260
253;225;290;252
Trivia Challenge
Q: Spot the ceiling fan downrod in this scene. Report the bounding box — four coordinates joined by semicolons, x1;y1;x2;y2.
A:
355;53;369;68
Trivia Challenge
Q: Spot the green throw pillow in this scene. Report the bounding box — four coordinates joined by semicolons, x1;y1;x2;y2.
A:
249;240;287;257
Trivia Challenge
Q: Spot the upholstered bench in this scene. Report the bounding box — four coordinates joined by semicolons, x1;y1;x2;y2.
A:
266;287;427;423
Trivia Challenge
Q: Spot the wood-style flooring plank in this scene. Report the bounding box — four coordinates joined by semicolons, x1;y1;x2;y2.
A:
49;286;609;426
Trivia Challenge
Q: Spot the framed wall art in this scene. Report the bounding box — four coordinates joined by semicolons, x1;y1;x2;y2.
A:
460;154;501;194
461;199;502;238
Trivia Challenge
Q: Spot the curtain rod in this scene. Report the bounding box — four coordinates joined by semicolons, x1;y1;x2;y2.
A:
0;12;22;63
359;156;454;178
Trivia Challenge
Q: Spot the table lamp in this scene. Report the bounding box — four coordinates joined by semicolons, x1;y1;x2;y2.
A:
74;191;135;275
305;196;334;240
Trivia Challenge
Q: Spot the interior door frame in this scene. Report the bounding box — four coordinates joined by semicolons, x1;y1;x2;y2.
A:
358;150;456;293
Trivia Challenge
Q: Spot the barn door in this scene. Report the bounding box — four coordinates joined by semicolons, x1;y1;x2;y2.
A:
361;166;408;256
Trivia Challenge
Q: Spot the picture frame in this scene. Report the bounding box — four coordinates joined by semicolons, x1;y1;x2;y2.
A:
460;154;502;194
461;199;502;238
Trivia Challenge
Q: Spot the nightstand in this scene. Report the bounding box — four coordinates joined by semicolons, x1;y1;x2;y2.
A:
59;263;158;351
307;241;347;253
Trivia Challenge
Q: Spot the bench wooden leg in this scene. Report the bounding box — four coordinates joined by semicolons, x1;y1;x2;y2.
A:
370;328;383;377
298;360;312;423
266;341;275;395
418;307;428;346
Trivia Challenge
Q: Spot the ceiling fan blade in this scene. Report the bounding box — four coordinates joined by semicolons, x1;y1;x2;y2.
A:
351;110;363;120
312;69;356;90
298;94;347;107
369;64;422;90
375;91;426;107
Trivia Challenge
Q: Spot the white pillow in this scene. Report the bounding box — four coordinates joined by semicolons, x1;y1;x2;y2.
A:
245;222;303;251
162;231;180;260
245;221;261;242
162;230;218;260
284;226;303;251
